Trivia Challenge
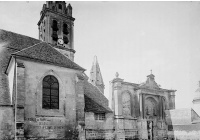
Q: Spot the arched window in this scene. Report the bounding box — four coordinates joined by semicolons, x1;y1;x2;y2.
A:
52;6;55;11
51;20;58;41
63;23;69;35
42;75;59;109
59;4;62;10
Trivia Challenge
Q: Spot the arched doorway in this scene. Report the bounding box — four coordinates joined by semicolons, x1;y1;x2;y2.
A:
145;97;158;140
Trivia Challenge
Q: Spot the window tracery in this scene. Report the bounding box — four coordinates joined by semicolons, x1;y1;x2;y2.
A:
42;75;59;109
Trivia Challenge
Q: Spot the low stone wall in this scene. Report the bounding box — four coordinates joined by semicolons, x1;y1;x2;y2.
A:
168;130;200;140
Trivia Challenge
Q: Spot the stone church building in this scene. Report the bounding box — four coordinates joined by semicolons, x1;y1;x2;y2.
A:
109;73;176;140
0;1;189;140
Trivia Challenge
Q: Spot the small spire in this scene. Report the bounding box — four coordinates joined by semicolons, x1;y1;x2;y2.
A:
93;55;98;65
150;69;152;74
89;56;104;94
67;3;72;9
115;72;119;78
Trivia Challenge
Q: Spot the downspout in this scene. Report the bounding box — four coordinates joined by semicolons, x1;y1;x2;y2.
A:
14;56;17;140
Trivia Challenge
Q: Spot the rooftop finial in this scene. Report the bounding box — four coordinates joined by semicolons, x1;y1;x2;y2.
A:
94;55;97;62
93;55;98;65
150;69;152;74
115;72;119;78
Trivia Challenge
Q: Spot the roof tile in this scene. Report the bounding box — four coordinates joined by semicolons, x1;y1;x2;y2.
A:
12;42;85;71
84;80;112;113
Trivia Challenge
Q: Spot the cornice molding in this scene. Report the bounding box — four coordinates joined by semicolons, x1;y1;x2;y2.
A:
38;8;75;25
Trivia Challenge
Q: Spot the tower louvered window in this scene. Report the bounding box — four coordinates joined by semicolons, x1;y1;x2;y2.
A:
42;75;59;109
51;20;58;41
63;23;69;44
63;23;69;35
59;4;62;10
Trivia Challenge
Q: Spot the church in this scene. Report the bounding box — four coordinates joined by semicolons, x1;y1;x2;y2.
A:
1;1;195;140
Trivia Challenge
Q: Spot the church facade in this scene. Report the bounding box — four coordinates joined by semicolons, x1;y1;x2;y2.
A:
0;1;181;140
109;73;176;140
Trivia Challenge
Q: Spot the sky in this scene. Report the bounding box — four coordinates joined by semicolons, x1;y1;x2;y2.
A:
0;1;200;109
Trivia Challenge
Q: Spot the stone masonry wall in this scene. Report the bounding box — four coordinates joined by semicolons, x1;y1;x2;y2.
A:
85;112;114;140
168;130;200;140
16;59;78;139
0;106;15;140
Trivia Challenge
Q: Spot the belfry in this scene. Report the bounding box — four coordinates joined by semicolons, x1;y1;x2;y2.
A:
38;1;75;61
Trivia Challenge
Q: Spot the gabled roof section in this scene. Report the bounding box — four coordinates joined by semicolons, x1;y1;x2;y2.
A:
12;42;85;71
0;29;40;51
84;79;112;113
139;74;160;89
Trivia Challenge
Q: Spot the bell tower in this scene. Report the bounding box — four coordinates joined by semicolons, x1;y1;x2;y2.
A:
38;1;75;61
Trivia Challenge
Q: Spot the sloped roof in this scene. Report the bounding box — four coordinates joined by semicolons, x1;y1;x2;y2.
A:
0;29;40;105
84;95;112;113
0;29;40;51
84;80;112;113
12;42;85;71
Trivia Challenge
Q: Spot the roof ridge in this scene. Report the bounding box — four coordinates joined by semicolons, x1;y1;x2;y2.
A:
12;42;43;55
11;42;85;71
46;43;86;71
0;29;39;41
48;43;76;64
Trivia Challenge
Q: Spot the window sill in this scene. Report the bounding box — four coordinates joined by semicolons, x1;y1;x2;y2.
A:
36;108;64;117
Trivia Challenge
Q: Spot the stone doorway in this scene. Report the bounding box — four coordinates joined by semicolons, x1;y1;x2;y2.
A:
147;121;153;140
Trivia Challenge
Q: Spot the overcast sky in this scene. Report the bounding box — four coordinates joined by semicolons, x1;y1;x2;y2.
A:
1;1;200;109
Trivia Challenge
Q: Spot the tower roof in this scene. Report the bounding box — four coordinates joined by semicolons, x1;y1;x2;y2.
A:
89;56;104;87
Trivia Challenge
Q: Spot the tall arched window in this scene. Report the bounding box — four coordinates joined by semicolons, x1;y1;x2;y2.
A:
42;75;59;109
63;23;69;35
58;4;62;10
51;20;58;41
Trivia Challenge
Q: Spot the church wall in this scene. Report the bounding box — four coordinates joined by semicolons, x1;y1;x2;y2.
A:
85;112;114;140
121;83;139;118
0;106;15;140
168;130;200;140
16;59;78;139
